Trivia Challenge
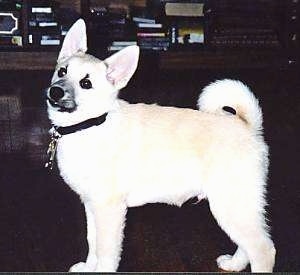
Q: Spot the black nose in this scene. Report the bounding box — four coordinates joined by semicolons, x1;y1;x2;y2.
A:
49;86;65;102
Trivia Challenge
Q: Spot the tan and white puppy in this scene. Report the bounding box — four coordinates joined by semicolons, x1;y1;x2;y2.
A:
46;19;275;272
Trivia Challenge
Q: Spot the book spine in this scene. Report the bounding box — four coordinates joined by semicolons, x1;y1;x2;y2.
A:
32;7;52;13
137;23;163;28
40;39;60;45
112;41;137;46
137;32;166;37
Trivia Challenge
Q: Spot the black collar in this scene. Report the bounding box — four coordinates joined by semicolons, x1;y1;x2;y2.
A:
54;113;108;136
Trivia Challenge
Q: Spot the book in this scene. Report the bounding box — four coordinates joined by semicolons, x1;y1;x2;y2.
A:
40;39;60;45
137;32;166;37
137;23;163;28
38;22;58;27
132;17;156;24
108;41;137;52
112;41;137;46
32;7;52;13
165;2;204;17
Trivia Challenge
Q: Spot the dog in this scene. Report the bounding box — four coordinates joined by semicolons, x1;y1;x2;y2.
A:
46;19;275;272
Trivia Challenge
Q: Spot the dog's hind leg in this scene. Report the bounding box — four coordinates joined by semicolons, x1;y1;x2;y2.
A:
217;246;249;271
207;180;275;272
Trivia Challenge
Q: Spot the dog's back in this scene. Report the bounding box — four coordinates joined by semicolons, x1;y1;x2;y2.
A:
114;100;267;207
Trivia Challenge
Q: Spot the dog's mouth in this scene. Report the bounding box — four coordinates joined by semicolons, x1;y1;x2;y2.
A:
47;97;77;113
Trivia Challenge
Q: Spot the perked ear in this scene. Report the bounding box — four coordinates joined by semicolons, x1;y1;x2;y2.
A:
57;19;87;63
104;45;140;90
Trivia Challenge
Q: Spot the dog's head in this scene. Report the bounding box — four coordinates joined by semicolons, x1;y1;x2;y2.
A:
46;19;139;126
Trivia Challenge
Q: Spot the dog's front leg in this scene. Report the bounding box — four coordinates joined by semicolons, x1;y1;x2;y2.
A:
92;199;127;272
69;201;97;272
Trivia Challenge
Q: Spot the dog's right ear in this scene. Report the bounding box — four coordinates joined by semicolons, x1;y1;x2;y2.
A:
104;45;140;90
57;19;87;63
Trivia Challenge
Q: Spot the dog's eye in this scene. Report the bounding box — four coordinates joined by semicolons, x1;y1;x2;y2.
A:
80;78;92;89
58;67;67;78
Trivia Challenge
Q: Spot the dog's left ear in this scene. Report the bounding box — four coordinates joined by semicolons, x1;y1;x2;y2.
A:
105;45;140;90
57;19;87;63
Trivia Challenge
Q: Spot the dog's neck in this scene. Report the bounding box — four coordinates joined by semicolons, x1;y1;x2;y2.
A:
53;112;108;136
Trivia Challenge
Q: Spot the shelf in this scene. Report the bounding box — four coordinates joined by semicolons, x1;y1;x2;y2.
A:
159;50;290;70
0;49;291;71
0;51;58;70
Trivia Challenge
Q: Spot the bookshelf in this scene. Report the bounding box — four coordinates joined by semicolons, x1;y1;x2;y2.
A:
0;0;298;71
0;0;82;70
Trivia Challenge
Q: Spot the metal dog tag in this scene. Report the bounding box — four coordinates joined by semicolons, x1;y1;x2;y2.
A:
45;129;61;170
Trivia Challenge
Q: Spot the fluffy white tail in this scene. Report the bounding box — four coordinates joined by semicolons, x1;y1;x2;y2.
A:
198;79;263;132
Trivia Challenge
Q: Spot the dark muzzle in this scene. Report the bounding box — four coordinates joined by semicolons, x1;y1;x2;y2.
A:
47;80;77;112
49;86;65;102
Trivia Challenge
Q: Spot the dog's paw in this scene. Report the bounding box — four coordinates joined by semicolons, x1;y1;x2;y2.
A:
69;262;95;272
69;254;97;272
217;254;247;272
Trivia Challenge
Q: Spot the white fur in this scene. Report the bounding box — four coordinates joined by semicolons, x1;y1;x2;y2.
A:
57;19;87;63
46;20;275;272
198;79;263;132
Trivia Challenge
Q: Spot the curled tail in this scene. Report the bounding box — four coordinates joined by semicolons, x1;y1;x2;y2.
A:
198;79;263;132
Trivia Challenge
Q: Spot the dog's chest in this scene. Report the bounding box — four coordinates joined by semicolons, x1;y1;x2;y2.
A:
55;127;115;196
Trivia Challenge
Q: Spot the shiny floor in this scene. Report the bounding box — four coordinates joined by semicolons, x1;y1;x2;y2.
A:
0;68;299;271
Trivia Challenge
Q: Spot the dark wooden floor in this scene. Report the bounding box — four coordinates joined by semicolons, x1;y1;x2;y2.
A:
0;65;299;272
